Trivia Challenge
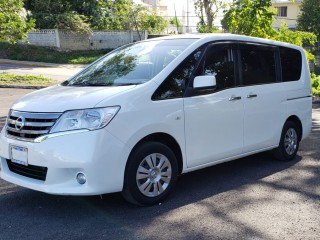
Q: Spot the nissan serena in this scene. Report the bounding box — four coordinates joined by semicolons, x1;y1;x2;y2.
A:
0;34;312;205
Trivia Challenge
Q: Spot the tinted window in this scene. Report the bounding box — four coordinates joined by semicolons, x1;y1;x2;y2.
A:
196;44;235;91
280;47;302;82
240;45;277;85
152;47;203;100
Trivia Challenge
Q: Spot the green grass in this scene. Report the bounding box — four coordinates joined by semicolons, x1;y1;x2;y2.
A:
0;72;58;87
0;42;111;64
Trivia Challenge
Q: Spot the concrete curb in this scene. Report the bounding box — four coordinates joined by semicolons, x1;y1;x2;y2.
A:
0;58;87;68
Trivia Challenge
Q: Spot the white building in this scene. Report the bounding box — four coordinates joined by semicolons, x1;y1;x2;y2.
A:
131;0;169;16
272;0;302;30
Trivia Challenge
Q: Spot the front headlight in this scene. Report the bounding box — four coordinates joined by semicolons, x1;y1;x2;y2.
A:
50;106;120;133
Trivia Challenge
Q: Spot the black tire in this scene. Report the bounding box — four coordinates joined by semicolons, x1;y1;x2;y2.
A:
273;121;300;161
122;141;178;206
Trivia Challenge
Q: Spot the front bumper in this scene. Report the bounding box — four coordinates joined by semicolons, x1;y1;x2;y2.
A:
0;127;130;195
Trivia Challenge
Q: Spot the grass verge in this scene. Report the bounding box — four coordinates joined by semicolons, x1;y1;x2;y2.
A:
0;72;58;87
0;42;111;64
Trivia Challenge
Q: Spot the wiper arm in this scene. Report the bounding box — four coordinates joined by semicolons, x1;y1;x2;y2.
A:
69;83;108;87
114;83;138;86
65;82;139;87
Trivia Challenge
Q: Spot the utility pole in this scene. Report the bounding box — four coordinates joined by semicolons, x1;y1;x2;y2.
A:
174;3;179;34
187;0;189;33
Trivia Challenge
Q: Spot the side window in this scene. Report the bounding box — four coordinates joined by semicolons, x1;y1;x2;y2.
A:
196;44;235;91
240;45;277;85
152;47;203;100
280;47;302;82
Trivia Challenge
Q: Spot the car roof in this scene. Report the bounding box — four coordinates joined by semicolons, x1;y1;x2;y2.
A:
145;33;302;51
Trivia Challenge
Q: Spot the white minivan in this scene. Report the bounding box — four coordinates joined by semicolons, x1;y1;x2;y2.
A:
0;34;312;205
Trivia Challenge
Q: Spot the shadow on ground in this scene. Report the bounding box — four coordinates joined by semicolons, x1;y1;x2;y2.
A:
0;152;304;239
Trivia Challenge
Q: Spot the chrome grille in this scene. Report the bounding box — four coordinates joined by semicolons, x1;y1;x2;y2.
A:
6;110;61;141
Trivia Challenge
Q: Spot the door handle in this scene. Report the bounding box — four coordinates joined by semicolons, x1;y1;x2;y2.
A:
247;93;257;98
229;95;242;101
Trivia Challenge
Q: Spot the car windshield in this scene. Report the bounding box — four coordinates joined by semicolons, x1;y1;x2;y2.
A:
62;39;198;87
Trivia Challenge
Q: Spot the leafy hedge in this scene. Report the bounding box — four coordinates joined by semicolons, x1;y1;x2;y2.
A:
311;73;320;96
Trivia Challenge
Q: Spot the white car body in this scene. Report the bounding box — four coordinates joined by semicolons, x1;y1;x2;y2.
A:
0;34;312;198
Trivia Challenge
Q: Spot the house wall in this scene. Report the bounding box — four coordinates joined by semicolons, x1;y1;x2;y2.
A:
272;2;301;30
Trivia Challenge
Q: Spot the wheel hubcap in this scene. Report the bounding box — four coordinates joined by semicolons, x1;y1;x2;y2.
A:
136;153;172;197
284;128;298;155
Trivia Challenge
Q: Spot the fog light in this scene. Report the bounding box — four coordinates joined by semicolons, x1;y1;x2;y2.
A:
76;172;86;184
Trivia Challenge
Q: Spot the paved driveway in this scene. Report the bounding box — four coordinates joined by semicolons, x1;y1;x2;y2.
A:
0;88;319;239
0;88;34;116
0;63;84;81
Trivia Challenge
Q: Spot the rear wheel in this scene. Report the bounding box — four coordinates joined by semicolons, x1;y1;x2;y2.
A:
122;142;178;206
274;121;300;161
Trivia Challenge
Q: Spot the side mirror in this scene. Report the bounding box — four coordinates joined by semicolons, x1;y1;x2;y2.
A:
193;75;216;89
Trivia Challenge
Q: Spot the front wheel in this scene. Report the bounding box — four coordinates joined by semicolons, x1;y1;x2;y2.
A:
274;121;300;161
122;142;178;206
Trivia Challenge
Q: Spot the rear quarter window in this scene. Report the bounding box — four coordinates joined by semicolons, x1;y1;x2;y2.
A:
239;44;277;86
280;47;302;82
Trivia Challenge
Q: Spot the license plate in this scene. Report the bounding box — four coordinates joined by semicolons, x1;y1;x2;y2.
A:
11;145;28;166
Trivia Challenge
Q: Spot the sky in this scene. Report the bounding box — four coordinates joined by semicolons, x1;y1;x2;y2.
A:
131;0;232;31
167;0;198;29
166;0;228;31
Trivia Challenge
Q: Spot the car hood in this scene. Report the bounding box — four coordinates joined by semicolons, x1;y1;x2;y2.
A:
11;85;136;113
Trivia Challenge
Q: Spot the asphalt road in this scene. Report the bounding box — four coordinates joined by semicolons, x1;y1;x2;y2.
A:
0;63;84;81
0;89;319;239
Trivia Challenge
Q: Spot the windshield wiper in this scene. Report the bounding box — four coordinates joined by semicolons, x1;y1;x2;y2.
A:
69;83;108;87
65;82;139;87
113;83;139;86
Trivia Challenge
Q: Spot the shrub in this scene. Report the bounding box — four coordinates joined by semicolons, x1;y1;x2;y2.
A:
311;73;320;96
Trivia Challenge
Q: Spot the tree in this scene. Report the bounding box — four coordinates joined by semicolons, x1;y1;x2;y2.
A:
274;22;317;47
101;1;167;33
222;0;316;61
102;0;132;30
0;0;35;43
25;0;92;33
25;0;111;30
194;0;226;33
274;22;317;60
139;11;167;34
25;0;135;31
297;0;320;40
169;17;182;28
68;0;108;30
25;0;167;33
54;12;91;33
222;0;276;38
25;0;91;33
